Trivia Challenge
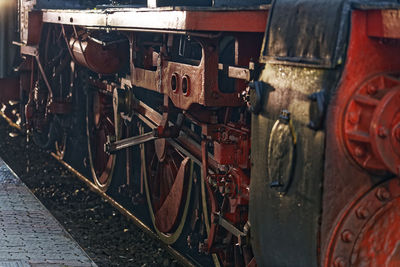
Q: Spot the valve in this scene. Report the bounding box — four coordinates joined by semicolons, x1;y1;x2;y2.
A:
342;74;400;175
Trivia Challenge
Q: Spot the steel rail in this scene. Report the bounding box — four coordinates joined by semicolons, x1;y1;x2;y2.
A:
0;111;21;131
0;112;197;267
51;152;197;267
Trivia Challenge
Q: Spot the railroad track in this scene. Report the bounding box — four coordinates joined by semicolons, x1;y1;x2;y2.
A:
53;154;195;267
0;110;196;267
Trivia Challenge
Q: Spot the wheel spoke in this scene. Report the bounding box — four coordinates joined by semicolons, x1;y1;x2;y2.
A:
87;90;118;191
142;137;193;244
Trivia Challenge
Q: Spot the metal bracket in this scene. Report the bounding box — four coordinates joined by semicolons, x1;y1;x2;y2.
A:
307;89;326;130
248;81;270;114
214;212;246;241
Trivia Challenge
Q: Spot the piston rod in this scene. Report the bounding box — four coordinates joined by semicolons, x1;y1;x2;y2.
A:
105;130;157;154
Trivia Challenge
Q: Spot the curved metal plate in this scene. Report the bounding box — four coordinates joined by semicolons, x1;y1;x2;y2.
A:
267;118;295;194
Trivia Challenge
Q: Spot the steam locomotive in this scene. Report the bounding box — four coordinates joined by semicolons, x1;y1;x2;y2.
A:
1;0;400;266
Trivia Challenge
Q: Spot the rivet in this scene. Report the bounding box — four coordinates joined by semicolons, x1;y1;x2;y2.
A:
378;126;388;138
356;207;369;219
367;84;377;95
376;187;391;201
341;230;354;243
354;146;365;158
333;256;346;267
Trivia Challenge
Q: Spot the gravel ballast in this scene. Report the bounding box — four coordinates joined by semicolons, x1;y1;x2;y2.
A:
0;116;181;267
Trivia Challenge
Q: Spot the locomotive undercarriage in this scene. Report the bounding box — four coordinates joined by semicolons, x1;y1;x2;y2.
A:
5;7;268;266
2;1;400;267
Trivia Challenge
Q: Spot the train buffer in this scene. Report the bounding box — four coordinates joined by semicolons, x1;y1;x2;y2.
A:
0;157;96;267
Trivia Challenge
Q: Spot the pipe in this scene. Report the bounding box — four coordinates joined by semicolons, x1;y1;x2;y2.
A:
69;33;128;75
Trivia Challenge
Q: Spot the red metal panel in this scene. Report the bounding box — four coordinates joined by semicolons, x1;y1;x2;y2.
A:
322;9;400;267
69;34;128;75
43;9;269;33
27;11;43;45
0;77;19;103
183;10;268;32
367;9;400;39
131;38;245;110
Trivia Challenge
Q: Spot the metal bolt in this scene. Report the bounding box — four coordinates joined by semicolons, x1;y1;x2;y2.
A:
279;110;291;124
378;126;388;138
356;207;369;219
198;241;208;253
376;187;391;201
333;257;346;267
341;230;354;243
354;146;365;158
367;84;377;95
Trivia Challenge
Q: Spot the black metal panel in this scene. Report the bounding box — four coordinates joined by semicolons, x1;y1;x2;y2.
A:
147;0;269;7
213;0;270;7
0;0;18;79
261;0;350;68
351;0;400;9
249;64;342;266
34;0;112;9
147;0;211;7
34;0;270;9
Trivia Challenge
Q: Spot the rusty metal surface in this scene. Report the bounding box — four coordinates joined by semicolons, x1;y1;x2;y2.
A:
367;9;400;39
0;78;19;103
250;64;333;266
42;9;268;33
325;179;400;267
0;0;18;78
51;153;196;267
260;0;349;68
69;34;128;75
322;10;400;267
131;36;254;110
342;74;400;175
0;158;96;267
20;0;37;44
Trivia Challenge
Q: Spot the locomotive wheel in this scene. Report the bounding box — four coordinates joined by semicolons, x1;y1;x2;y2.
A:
86;90;119;191
32;24;72;153
141;136;193;244
326;178;400;267
200;140;249;267
54;129;67;160
52;115;68;160
201;169;223;267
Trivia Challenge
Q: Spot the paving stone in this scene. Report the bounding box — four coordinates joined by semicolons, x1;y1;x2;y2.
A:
0;158;96;267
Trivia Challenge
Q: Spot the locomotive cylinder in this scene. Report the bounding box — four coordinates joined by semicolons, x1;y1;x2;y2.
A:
69;33;127;75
